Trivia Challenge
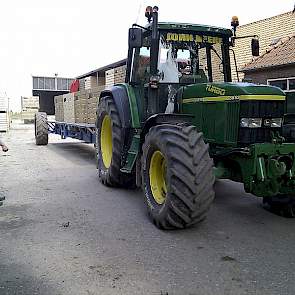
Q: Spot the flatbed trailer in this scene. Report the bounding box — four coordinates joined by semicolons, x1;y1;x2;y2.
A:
35;112;96;145
49;121;96;143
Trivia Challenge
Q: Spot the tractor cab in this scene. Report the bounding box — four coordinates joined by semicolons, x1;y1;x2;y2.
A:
130;24;233;85
126;7;233;118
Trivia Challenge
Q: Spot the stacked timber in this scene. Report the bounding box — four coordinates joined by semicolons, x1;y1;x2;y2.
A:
21;96;39;110
63;93;75;123
74;90;88;124
0;112;9;132
80;76;106;91
85;76;105;90
86;94;98;124
21;96;39;123
97;76;105;87
86;86;104;124
54;64;126;124
79;78;85;91
114;66;126;84
105;69;115;87
0;93;9;131
105;65;126;87
84;77;96;90
0;94;8;112
54;95;64;122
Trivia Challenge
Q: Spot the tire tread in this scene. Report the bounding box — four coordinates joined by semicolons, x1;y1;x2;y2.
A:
35;112;48;145
142;123;215;229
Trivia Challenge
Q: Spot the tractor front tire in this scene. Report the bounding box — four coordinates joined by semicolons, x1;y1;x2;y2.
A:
141;124;215;229
96;96;134;187
35;112;48;145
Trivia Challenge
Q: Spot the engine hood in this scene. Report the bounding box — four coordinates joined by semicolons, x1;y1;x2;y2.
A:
181;82;285;102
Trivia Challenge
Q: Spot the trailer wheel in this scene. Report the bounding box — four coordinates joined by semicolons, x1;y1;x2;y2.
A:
141;124;215;229
35;112;48;145
263;196;295;218
96;96;134;187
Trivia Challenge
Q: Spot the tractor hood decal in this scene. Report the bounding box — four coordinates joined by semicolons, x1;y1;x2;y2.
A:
166;33;223;44
182;82;285;103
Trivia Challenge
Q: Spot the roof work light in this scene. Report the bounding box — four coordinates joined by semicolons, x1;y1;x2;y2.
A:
231;16;239;36
145;6;153;22
145;6;159;23
152;6;159;13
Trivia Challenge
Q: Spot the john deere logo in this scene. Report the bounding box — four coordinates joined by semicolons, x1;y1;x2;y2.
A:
206;85;226;96
166;33;222;44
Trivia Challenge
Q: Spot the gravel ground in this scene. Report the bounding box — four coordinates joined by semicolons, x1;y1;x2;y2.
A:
0;122;294;295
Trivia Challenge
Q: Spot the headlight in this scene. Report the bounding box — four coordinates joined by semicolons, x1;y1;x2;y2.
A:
240;118;249;128
264;118;282;128
240;118;262;128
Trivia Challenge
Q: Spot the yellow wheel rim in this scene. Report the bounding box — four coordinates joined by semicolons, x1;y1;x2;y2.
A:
100;115;112;168
149;150;167;205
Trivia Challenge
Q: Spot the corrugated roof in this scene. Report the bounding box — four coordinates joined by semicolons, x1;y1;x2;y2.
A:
243;34;295;72
76;59;126;79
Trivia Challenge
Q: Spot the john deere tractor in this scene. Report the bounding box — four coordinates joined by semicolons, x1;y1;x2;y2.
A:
96;6;295;229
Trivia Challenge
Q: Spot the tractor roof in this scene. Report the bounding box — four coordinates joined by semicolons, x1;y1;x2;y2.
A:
153;22;232;37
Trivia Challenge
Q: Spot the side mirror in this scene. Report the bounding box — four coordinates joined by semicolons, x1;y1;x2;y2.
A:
128;28;143;48
251;38;260;57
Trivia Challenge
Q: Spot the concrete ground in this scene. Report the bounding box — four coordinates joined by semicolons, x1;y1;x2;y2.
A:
0;122;294;295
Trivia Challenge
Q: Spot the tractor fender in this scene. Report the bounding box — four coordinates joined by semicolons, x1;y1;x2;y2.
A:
99;86;132;128
140;113;194;145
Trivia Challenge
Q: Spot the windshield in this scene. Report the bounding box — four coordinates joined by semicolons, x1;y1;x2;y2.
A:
158;31;226;84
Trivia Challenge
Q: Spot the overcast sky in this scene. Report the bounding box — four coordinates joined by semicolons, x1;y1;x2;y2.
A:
0;0;293;111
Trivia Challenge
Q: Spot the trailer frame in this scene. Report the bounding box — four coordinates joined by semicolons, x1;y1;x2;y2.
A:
48;121;96;144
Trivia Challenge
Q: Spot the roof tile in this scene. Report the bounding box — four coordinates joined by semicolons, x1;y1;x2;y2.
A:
243;34;295;72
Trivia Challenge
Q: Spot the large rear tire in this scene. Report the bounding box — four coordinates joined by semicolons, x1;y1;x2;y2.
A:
96;96;135;187
35;112;48;146
141;124;215;229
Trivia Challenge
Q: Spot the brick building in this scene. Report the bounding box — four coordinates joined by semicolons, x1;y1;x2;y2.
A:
242;34;295;92
231;11;295;82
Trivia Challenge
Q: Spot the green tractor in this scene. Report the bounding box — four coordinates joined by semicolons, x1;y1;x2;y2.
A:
96;6;295;229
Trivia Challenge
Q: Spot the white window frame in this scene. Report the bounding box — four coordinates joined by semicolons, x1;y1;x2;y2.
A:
33;76;74;91
267;76;295;93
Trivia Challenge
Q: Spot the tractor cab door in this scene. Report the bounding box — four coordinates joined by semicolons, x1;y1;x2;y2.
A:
127;33;157;119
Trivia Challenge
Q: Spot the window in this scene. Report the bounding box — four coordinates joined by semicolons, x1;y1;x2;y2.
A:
57;78;66;90
268;77;295;92
33;76;73;90
131;31;230;85
57;78;73;90
44;78;55;90
39;78;45;89
131;35;151;83
289;79;295;90
33;77;38;89
158;32;226;84
268;79;287;91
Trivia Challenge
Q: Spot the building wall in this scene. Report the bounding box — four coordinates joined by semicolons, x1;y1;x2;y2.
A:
243;64;295;85
32;90;69;115
231;11;295;81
